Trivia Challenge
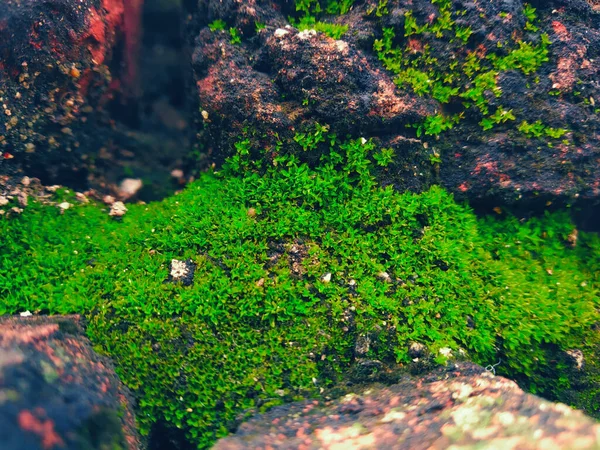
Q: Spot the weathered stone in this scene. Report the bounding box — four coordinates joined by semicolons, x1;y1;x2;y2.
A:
0;315;142;450
215;362;600;450
0;0;142;185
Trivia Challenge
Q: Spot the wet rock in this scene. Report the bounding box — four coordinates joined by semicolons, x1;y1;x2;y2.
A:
0;315;142;450
215;362;600;450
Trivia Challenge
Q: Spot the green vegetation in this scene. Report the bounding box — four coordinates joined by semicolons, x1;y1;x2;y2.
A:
373;2;561;139
294;16;349;39
229;27;242;45
208;19;226;32
1;126;599;447
295;0;354;16
291;0;351;39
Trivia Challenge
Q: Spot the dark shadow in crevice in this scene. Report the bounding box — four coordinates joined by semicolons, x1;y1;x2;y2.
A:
148;419;196;450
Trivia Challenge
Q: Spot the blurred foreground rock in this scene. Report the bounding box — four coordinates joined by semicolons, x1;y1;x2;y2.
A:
0;315;141;450
215;362;600;450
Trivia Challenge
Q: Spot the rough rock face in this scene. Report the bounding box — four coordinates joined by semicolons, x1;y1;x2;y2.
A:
0;315;142;450
430;0;600;205
0;0;142;186
215;362;600;450
190;0;436;175
189;0;600;206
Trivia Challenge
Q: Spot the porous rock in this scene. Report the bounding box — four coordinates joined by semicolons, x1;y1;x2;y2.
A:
189;0;600;207
215;362;600;450
0;315;142;450
0;0;142;184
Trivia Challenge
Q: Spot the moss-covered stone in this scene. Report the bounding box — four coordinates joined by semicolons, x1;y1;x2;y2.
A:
1;131;598;447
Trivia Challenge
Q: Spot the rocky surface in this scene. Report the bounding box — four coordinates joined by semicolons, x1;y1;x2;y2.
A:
0;0;141;186
0;315;142;450
189;0;436;188
188;0;600;206
215;362;600;450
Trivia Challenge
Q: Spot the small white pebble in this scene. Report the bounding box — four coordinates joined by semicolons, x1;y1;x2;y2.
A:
58;202;71;210
109;201;127;217
20;311;32;317
274;28;290;38
322;273;332;283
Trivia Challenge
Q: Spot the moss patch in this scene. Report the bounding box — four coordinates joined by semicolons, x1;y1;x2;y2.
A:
1;131;599;447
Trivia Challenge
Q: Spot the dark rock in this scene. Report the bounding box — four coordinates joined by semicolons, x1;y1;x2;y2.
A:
0;0;142;187
188;0;600;207
189;0;435;165
215;362;600;449
0;315;142;450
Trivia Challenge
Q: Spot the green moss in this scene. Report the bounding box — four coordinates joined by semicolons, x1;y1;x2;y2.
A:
1;129;599;447
295;0;354;16
373;2;562;140
294;16;349;39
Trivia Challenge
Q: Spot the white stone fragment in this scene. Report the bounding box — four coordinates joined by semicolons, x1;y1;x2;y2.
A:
119;178;143;199
20;311;32;317
170;259;190;281
274;28;289;38
109;201;127;217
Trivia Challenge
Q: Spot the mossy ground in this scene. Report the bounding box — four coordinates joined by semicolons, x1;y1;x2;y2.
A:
1;130;599;448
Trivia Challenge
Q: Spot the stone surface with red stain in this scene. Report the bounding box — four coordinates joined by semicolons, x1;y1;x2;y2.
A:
0;315;143;450
189;0;600;208
189;0;436;187
0;0;142;185
215;362;600;450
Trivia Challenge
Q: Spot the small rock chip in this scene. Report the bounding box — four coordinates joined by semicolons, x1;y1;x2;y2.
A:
119;178;143;199
171;169;184;179
274;28;290;38
103;195;116;205
109;201;127;217
377;271;392;282
247;207;257;218
566;349;584;370
322;273;332;283
0;196;8;206
76;192;89;203
11;207;23;214
19;311;32;317
17;192;28;207
169;259;197;286
20;176;30;186
409;342;427;358
58;202;71;211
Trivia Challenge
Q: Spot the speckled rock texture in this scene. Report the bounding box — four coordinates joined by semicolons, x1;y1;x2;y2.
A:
189;0;600;206
215;362;600;450
0;315;142;450
0;0;142;185
189;0;437;189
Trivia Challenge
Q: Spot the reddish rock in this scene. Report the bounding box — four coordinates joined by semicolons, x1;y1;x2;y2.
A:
215;362;600;450
0;0;142;185
0;315;142;450
190;0;435;165
189;0;600;207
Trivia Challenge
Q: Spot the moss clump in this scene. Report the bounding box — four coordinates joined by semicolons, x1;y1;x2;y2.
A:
1;129;599;447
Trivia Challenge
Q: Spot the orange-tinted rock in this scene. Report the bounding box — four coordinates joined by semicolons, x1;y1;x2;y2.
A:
0;0;142;185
